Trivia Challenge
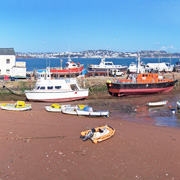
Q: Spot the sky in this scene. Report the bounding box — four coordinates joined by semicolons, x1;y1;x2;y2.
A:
0;0;180;53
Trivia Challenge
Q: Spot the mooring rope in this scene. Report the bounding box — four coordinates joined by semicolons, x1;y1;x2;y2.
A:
0;135;65;140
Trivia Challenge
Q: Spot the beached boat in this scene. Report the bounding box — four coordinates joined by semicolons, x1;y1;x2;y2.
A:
147;100;168;107
0;101;32;111
61;104;87;115
50;57;83;76
45;104;71;112
88;58;127;76
106;55;178;97
25;67;89;102
80;125;115;143
76;106;109;117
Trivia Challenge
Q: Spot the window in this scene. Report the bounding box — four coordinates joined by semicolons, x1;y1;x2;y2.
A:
40;86;45;90
6;69;10;74
0;70;1;75
6;59;10;64
55;86;61;89
48;86;53;90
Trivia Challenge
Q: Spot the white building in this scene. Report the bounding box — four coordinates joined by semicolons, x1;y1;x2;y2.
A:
0;48;26;77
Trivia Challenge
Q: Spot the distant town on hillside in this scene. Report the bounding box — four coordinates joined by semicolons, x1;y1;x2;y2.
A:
16;50;180;59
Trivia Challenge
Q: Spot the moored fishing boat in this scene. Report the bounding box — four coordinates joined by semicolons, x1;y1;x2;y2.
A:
25;67;89;102
106;55;178;97
0;101;32;111
80;125;115;143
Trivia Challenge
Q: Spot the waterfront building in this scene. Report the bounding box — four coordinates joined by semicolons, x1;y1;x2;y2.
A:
0;48;26;78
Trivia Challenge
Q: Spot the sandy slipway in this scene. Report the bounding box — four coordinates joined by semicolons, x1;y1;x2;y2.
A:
0;100;180;180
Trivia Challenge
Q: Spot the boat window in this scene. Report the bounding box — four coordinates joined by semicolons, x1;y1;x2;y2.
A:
40;86;45;90
72;64;76;67
36;86;40;90
55;86;61;89
47;86;53;90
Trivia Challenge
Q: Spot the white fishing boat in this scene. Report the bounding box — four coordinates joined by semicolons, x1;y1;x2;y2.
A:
45;104;71;112
0;101;32;111
76;106;109;117
147;100;168;107
25;67;89;102
88;58;127;75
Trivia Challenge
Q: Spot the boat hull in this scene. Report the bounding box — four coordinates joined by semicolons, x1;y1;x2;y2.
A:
106;80;178;96
88;67;127;76
25;90;89;102
77;109;109;117
50;67;83;75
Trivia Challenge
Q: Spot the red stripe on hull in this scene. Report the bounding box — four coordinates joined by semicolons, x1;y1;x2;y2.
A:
50;67;83;74
109;86;174;96
27;96;88;102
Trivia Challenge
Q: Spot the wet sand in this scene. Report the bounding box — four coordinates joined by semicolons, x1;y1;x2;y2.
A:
0;98;180;180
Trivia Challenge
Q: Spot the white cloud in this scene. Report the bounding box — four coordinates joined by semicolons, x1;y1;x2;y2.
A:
160;46;175;51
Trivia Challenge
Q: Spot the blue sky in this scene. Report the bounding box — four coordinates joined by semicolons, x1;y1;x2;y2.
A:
0;0;180;53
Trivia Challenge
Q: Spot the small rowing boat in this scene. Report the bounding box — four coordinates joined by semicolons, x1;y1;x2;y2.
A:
147;100;168;107
61;104;87;115
0;101;32;111
76;106;109;117
45;104;71;112
80;125;115;143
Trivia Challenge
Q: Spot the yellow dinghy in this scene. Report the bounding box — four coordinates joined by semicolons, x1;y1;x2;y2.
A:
0;101;32;111
80;125;115;143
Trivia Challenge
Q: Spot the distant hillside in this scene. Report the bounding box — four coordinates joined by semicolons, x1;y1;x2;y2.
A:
16;50;180;59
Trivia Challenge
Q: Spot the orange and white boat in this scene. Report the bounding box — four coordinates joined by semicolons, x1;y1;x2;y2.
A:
50;57;83;76
80;125;115;143
106;55;178;97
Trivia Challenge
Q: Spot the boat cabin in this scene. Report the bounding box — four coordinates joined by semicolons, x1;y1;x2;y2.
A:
127;73;173;84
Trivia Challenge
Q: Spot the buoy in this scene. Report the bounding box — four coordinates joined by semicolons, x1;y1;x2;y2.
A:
169;105;172;108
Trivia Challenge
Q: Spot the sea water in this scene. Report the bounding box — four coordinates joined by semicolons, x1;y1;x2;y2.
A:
17;58;179;71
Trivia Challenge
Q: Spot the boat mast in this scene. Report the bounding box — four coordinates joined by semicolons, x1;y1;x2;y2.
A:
137;53;141;73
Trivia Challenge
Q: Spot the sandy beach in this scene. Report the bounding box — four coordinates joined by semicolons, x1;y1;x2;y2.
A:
0;100;180;180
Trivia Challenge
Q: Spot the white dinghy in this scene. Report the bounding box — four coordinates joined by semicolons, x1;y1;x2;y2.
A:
147;100;168;107
76;106;109;117
0;101;32;111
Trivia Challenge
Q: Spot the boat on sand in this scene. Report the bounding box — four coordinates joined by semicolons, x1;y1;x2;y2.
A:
76;106;109;117
45;104;71;112
0;101;32;111
147;100;168;107
80;125;115;143
25;67;89;102
61;104;87;115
